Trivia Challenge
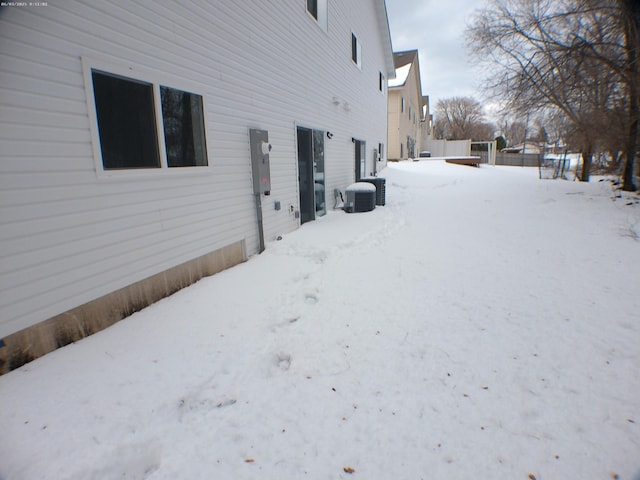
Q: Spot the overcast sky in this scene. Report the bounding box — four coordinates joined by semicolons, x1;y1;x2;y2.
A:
386;0;489;109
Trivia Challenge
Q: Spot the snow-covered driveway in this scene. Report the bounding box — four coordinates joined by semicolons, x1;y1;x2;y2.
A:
1;160;638;480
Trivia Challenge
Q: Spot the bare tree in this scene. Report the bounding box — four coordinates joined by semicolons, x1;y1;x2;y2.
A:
434;96;494;140
531;118;549;145
497;118;527;147
467;0;637;189
432;116;448;140
620;0;639;190
473;121;497;142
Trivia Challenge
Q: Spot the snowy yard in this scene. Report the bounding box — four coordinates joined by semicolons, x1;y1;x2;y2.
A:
1;160;639;480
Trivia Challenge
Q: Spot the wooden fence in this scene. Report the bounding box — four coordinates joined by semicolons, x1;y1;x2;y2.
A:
495;152;542;167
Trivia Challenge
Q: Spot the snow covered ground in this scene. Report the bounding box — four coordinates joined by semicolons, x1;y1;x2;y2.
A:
1;160;639;480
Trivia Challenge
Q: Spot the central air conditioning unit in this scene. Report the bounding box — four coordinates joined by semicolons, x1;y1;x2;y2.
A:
360;177;386;206
344;182;376;213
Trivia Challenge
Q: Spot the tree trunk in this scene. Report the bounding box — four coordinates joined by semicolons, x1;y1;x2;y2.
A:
622;152;636;190
622;0;639;191
581;150;592;182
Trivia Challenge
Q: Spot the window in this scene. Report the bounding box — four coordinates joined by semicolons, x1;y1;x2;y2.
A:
92;71;161;170
313;129;326;217
90;69;208;171
379;72;384;92
160;86;208;167
297;126;326;224
307;0;317;17
401;96;405;113
354;139;365;181
306;0;327;31
407;135;415;158
378;142;384;161
351;33;362;68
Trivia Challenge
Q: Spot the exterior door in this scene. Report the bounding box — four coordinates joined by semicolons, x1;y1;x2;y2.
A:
312;129;326;217
297;127;314;224
354;139;366;181
297;127;326;224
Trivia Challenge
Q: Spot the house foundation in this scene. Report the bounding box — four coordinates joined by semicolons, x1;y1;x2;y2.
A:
0;240;246;375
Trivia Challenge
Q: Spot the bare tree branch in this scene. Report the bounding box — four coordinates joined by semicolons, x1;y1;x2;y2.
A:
467;0;637;188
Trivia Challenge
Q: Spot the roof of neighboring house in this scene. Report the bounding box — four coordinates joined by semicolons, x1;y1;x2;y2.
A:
388;50;418;88
421;95;430;121
393;49;418;68
388;63;411;87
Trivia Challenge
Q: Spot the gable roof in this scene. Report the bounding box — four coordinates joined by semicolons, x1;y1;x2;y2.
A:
389;50;418;87
388;63;411;87
393;49;418;69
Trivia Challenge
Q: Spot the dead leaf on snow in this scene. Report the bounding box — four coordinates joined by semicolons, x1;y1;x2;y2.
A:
343;466;355;474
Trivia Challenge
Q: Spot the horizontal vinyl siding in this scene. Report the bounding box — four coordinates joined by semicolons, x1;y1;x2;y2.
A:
393;62;422;158
0;0;391;337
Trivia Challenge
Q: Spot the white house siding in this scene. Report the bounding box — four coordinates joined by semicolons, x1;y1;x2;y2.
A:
0;1;393;340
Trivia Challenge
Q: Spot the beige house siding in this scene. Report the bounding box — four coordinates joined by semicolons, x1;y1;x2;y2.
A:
387;50;424;160
421;95;434;147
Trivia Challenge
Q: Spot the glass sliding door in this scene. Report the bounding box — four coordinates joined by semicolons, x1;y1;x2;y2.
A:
313;129;326;217
297;127;326;223
354;139;366;181
297;127;314;224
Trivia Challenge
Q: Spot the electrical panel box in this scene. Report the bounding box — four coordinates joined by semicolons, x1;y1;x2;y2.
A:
249;129;271;195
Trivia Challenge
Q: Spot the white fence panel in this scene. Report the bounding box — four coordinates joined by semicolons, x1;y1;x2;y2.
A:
422;139;471;157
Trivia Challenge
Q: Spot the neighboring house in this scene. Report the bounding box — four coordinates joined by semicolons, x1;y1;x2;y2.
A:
421;95;434;146
387;50;424;160
501;143;543;154
0;0;395;373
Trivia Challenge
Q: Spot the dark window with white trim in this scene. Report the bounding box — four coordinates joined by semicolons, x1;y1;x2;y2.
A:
379;72;384;92
92;71;161;170
351;33;362;68
307;0;317;18
160;86;208;167
91;70;208;170
306;0;327;31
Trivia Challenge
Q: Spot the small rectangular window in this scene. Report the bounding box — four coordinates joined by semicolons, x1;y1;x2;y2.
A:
351;33;362;68
92;71;161;170
379;72;384;92
160;86;208;167
306;0;327;31
351;34;357;63
307;0;317;19
401;97;405;113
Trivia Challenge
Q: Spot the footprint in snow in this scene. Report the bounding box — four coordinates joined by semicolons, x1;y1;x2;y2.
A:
304;293;319;305
275;353;292;371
